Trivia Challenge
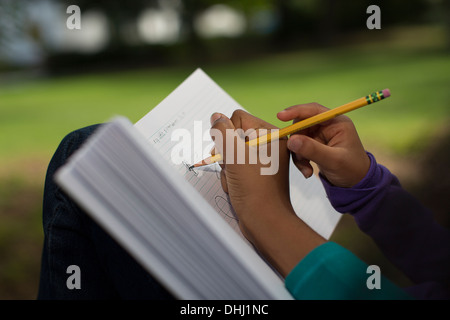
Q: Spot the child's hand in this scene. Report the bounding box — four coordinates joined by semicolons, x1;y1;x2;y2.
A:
277;103;370;188
209;110;292;225
210;110;325;276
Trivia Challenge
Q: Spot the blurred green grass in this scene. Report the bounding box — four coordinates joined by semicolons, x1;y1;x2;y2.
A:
0;25;449;299
1;27;449;161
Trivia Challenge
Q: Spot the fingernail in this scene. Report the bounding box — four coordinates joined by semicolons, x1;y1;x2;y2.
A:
277;110;288;118
210;113;222;125
287;138;302;152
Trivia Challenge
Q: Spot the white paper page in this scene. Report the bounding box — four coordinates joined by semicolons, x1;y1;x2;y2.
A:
135;69;246;240
289;162;341;239
135;68;340;240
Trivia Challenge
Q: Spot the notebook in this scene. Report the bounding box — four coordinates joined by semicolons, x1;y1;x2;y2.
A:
55;68;340;299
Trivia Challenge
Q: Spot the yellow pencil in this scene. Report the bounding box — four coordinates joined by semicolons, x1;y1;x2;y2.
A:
190;89;390;169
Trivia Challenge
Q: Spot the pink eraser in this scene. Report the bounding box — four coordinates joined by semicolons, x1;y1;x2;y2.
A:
382;88;391;98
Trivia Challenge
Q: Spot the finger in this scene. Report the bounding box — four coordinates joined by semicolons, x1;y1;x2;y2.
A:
210;112;225;125
230;110;283;149
210;113;236;163
277;103;330;122
287;134;339;171
230;109;278;131
291;153;314;178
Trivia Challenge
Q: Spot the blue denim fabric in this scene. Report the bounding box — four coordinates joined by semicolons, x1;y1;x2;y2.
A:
38;124;175;299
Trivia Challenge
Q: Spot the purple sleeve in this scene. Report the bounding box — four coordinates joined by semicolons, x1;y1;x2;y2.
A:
320;152;450;299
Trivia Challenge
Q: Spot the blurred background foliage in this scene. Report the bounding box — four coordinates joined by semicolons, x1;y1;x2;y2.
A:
0;0;449;299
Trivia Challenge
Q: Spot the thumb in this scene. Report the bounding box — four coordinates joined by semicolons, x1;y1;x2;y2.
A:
209;113;236;163
287;134;338;171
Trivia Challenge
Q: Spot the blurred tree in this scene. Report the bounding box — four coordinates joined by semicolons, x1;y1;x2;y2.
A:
55;0;437;50
178;0;208;60
269;0;435;47
440;0;450;50
43;0;443;73
0;0;46;69
180;0;271;59
317;0;338;45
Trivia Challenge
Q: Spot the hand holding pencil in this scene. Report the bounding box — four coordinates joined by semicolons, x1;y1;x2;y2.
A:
192;89;390;174
206;99;386;273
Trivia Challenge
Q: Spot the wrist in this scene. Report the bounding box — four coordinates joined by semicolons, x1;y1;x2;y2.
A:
237;197;294;233
350;152;379;189
239;202;325;277
319;151;372;188
319;152;399;216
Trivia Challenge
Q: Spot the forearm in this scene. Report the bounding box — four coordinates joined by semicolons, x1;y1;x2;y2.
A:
361;184;450;288
239;202;326;278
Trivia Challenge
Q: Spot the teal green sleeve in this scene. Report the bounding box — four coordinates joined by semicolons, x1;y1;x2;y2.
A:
285;242;412;300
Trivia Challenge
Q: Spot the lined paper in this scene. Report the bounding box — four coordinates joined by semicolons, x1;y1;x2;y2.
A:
135;69;340;240
135;69;245;239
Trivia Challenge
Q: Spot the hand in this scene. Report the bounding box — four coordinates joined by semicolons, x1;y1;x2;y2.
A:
210;110;325;277
209;110;292;227
277;103;370;188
